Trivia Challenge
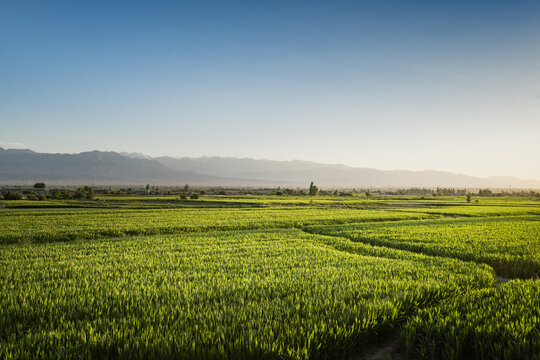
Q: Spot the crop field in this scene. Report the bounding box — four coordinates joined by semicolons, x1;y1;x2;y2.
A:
0;195;539;359
0;207;437;244
403;205;540;217
0;230;493;359
402;279;540;360
305;216;540;278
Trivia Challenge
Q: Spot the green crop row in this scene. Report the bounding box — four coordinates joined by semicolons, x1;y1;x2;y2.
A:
0;207;437;244
0;229;493;359
402;279;540;360
403;204;540;217
305;216;540;278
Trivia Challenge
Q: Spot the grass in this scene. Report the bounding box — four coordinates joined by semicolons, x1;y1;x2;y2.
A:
305;216;540;278
402;279;540;360
0;207;438;244
0;195;539;358
0;229;493;359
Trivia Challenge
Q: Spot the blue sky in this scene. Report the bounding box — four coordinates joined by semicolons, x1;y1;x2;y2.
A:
1;1;539;178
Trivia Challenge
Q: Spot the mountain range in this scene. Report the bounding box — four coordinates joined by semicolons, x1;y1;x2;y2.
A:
1;147;539;189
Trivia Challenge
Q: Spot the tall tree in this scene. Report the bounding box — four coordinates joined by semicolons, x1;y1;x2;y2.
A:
309;181;319;204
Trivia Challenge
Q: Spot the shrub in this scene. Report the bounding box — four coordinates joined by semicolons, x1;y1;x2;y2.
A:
2;191;23;200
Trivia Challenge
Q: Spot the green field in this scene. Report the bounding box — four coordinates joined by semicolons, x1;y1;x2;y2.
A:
0;207;437;244
0;195;539;359
402;279;540;360
0;230;493;359
305;216;540;278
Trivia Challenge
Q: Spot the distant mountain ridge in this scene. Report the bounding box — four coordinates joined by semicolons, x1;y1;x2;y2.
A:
0;148;231;185
157;156;540;188
1;147;539;188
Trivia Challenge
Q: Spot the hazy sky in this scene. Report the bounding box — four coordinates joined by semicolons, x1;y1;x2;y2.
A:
1;1;539;178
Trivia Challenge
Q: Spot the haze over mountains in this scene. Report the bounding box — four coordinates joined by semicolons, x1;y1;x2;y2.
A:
1;147;539;189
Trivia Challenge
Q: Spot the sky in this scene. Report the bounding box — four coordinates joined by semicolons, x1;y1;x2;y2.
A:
1;0;539;179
